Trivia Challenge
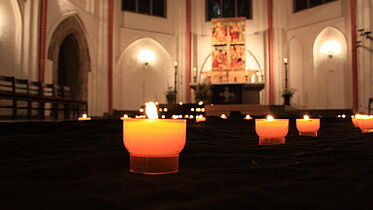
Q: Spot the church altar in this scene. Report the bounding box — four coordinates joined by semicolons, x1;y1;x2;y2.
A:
191;82;265;104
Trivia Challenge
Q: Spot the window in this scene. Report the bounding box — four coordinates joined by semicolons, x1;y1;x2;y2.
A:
206;0;252;21
122;0;166;18
294;0;337;12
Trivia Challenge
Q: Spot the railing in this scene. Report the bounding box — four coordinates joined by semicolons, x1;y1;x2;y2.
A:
0;75;87;120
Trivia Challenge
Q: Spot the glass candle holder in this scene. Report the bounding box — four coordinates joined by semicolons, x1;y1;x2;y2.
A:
296;117;320;137
123;119;186;175
255;117;289;145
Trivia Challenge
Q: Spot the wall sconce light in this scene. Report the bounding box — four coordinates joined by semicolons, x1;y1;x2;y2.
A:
138;49;155;66
320;41;341;59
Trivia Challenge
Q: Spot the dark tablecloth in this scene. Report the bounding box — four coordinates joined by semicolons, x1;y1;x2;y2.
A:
0;118;372;209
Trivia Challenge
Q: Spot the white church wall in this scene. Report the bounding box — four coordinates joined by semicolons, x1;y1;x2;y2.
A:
288;37;305;108
115;38;174;110
118;0;181;109
286;0;351;110
356;0;373;113
0;0;22;78
44;0;107;116
313;27;348;109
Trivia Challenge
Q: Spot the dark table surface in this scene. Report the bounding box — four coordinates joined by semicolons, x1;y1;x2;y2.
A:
0;118;372;209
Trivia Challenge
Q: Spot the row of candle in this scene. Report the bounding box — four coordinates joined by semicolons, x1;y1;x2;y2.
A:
78;105;373;175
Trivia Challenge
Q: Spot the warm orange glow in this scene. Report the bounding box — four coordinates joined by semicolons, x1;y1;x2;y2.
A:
198;101;203;105
120;114;130;120
196;115;206;122
78;114;91;121
139;108;144;113
174;61;178;67
221;114;227;119
201;108;205;112
123;102;187;175
163;108;168;112
196;108;201;112
244;114;252;120
179;102;183;105
355;115;373;133
189;115;194;119
296;116;320;137
145;102;158;119
255;118;288;145
191;108;195;112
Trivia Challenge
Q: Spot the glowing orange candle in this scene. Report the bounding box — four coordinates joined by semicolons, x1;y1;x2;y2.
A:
296;115;320;137
255;115;289;145
196;115;206;122
120;114;129;120
78;114;91;121
356;115;373;133
123;102;186;175
244;114;252;120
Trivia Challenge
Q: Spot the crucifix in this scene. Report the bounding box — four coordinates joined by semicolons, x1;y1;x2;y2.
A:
219;87;234;103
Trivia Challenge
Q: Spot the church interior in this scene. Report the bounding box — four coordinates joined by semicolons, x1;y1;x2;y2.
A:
0;0;373;209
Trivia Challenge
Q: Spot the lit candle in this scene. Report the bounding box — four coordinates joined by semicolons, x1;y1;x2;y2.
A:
244;114;252;120
356;115;373;133
220;114;227;119
123;102;186;175
196;115;206;122
296;115;320;137
78;114;91;121
120;114;130;120
255;115;289;145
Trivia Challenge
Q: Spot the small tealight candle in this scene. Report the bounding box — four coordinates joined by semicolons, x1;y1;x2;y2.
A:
78;114;91;121
255;115;289;145
296;115;320;137
220;114;227;119
244;114;252;120
120;114;130;120
196;115;206;122
123;102;186;175
356;115;373;133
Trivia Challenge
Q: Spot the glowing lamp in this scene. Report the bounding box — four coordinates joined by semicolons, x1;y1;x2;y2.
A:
351;114;363;127
198;101;204;105
138;49;155;66
78;114;91;121
296;115;320;137
320;41;341;59
255;115;289;145
123;102;186;175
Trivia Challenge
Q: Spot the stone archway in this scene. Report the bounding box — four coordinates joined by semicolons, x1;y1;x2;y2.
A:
48;15;90;101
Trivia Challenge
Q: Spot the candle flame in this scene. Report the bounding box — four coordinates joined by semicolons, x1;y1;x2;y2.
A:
198;101;204;105
267;115;274;121
245;114;251;120
82;114;87;118
123;114;129;119
304;115;310;120
145;102;158;120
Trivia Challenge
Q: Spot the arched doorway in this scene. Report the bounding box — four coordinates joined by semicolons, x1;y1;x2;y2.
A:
58;34;80;98
48;15;90;101
313;27;349;109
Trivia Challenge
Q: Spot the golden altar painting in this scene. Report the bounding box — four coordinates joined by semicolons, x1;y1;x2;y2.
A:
211;18;245;72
